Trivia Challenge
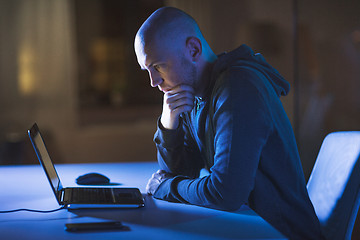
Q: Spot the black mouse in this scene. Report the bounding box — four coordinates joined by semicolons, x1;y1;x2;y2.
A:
76;172;110;185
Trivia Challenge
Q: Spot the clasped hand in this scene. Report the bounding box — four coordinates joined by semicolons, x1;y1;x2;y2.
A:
160;84;195;129
146;170;173;195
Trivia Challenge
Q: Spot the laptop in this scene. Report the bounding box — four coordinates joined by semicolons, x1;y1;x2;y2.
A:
28;123;145;209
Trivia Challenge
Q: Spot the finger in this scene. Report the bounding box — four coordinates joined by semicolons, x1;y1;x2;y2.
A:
168;100;194;112
167;84;195;95
171;104;194;116
155;170;173;181
151;172;161;181
165;92;194;108
146;177;160;195
146;178;153;194
165;91;194;104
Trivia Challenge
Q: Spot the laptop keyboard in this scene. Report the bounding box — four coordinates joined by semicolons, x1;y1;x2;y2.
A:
70;188;115;203
61;187;142;205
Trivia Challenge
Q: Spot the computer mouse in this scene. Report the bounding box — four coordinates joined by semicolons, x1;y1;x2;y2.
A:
76;172;110;185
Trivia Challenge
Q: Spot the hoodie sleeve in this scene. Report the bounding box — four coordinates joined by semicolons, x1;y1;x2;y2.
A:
153;67;273;210
153;117;204;179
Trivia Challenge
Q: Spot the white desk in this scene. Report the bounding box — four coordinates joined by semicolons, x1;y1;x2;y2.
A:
0;162;286;239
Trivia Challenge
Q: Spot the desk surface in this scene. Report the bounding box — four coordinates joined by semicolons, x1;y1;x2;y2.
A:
0;162;286;240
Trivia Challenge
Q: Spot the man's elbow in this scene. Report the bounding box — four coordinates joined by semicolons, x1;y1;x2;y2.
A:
216;199;243;211
205;184;246;211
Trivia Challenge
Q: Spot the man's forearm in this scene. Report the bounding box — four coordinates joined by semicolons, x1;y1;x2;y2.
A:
154;120;203;178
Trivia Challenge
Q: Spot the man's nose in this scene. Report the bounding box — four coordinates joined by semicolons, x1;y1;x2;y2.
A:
149;70;163;88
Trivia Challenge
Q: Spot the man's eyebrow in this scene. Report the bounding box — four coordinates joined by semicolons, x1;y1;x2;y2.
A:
143;62;155;70
142;59;162;71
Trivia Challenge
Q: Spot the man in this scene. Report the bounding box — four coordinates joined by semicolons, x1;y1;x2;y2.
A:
134;7;323;239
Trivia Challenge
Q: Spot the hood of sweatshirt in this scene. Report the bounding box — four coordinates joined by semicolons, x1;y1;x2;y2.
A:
210;44;290;97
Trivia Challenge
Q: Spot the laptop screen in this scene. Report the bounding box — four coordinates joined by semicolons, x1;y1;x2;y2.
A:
28;123;63;201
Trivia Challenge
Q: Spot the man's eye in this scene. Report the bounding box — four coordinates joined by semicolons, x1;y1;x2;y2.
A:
154;65;161;72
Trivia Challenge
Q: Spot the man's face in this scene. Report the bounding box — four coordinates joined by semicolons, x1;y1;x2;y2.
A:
135;37;196;93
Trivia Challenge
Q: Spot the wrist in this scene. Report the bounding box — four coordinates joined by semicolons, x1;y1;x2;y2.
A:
160;114;179;130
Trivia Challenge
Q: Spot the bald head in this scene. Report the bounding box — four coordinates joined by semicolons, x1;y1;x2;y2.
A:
135;7;203;52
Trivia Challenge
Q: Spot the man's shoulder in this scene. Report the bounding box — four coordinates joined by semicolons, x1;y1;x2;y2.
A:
213;65;266;94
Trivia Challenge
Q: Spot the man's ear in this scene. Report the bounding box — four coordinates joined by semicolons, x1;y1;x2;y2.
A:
186;37;202;62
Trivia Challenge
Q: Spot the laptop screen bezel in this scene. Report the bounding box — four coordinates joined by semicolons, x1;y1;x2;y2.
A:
28;123;63;204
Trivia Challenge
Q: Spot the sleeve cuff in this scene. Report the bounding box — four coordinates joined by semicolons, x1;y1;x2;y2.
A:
154;117;185;149
153;176;189;203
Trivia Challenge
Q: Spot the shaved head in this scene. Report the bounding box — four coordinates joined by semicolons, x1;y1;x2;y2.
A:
135;7;203;54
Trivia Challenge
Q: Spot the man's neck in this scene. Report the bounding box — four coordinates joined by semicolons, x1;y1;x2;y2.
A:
196;55;218;98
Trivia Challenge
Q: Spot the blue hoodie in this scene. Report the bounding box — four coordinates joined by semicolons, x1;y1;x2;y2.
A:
153;45;323;239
